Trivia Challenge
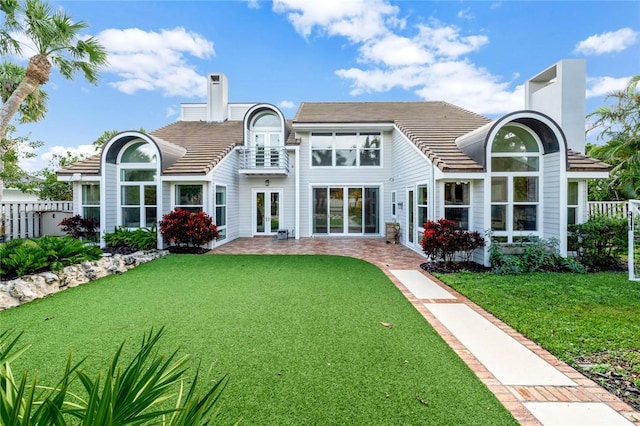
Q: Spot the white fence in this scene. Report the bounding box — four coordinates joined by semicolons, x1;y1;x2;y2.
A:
1;201;73;241
588;201;629;218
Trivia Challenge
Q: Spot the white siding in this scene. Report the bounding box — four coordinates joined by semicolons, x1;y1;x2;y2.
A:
180;104;207;121
104;163;117;233
297;131;394;237
211;148;240;244
542;152;561;242
471;180;485;264
228;103;255;121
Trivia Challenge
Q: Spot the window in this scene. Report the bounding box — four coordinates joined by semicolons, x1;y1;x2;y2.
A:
82;184;100;224
312;186;379;234
417;185;428;228
175;185;203;213
490;125;541;241
391;191;397;218
250;111;282;167
215;186;227;241
568;181;579;226
118;139;158;229
444;182;470;230
310;132;381;167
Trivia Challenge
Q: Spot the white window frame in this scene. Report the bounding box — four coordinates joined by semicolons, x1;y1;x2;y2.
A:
117;140;159;229
174;184;204;213
310;132;382;168
215;185;227;241
443;181;471;230
81;183;100;224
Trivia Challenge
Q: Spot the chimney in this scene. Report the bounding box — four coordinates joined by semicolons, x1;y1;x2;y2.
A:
207;73;228;122
525;59;586;153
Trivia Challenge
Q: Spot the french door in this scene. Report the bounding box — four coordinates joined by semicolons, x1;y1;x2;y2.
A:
254;189;282;235
312;186;379;235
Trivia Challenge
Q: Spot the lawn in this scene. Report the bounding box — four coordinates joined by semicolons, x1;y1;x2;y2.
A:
0;255;517;425
437;270;640;409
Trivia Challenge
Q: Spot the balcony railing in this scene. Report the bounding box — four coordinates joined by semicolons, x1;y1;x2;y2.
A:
238;147;290;176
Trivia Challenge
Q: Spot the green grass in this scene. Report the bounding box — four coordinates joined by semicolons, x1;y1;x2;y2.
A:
0;255;516;425
437;271;640;362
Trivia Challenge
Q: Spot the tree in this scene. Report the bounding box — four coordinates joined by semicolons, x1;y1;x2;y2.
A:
0;124;42;193
586;75;640;200
38;150;86;200
0;0;107;199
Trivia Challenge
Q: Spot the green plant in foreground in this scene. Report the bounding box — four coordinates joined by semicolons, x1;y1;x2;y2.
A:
0;328;231;425
104;226;158;251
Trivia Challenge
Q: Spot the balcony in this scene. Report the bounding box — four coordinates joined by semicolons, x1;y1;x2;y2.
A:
238;147;290;176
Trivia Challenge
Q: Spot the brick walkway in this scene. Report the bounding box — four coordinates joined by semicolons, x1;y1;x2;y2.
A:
211;237;640;425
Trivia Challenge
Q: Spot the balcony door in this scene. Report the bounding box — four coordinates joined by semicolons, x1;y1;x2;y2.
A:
254;189;282;235
254;133;281;167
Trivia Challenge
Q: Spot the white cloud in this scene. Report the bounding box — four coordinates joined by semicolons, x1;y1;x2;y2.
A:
20;144;97;173
166;106;178;118
586;75;633;98
574;28;638;55
457;7;474;20
273;0;399;43
279;100;295;109
247;0;261;9
97;27;215;98
274;2;517;116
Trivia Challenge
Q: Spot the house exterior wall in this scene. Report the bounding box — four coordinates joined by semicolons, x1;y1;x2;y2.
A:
211;148;240;244
470;179;485;264
103;162;118;235
542;152;561;245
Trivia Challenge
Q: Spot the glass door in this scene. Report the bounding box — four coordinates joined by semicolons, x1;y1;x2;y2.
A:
254;189;282;235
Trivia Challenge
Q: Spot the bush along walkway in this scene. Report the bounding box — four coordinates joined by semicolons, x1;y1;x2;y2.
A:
212;237;640;426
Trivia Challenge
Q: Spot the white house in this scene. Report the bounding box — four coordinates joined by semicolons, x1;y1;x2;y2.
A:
57;59;609;265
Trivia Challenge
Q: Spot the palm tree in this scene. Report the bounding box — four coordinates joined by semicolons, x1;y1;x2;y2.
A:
0;0;107;199
587;75;640;200
0;61;47;124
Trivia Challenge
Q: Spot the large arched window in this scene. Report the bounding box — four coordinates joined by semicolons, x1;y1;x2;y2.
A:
490;124;541;242
118;140;158;228
250;111;282;167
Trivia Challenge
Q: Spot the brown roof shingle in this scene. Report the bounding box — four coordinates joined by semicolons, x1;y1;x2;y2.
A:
294;101;491;172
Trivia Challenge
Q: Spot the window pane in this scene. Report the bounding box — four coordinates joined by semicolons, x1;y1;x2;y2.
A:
491;126;539;153
312;150;332;166
444;183;469;205
122;207;140;227
311;133;333;149
360;150;380;166
336;149;356;166
360;133;381;148
121;142;157;163
83;207;100;223
329;188;344;233
514;177;538;202
418;207;428;227
348;188;362;233
568;181;579;205
82;184;100;205
335;134;357;166
177;185;203;206
313;188;328;233
217;228;227;241
121;169;156;182
216;187;226;205
144;186;157;205
514;205;537;231
145;207;157;227
216;206;226;226
568;207;577;226
121;186;140;205
417;185;428;204
491;156;539;172
445;207;469;230
364;187;379;234
491;177;507;202
253;113;280;128
491;205;506;231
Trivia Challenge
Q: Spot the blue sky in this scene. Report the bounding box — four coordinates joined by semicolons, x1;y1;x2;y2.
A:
10;0;640;172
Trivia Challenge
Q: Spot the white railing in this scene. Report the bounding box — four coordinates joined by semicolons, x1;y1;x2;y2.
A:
588;201;629;218
1;201;73;241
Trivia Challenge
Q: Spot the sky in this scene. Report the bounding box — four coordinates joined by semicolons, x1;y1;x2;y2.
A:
6;0;640;173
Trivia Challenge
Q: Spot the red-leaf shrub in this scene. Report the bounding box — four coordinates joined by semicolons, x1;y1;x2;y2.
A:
421;218;485;263
159;209;219;248
59;215;98;240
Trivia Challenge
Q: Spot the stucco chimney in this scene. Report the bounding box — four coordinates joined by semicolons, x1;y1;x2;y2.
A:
525;59;586;153
207;73;229;122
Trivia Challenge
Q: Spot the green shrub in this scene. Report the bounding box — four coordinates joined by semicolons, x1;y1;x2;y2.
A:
0;236;103;279
568;215;627;271
0;328;230;425
489;236;584;275
104;226;157;251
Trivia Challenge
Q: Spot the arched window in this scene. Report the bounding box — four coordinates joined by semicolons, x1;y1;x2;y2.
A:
117;139;158;228
490;125;541;242
250;111;282;167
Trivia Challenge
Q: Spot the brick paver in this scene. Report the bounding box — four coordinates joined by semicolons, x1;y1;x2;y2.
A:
211;237;640;425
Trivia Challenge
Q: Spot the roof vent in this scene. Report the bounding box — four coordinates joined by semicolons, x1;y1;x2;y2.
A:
211;74;220;84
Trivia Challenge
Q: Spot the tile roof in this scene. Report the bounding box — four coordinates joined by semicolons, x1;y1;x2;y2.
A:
58;102;610;176
295;101;491;172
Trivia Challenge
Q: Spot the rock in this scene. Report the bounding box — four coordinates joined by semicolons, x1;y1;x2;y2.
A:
0;250;168;311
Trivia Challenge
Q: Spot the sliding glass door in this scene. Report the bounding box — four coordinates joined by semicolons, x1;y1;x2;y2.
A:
313;186;379;235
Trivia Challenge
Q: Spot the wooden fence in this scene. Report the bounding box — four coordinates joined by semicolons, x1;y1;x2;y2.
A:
588;201;629;218
1;201;73;241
